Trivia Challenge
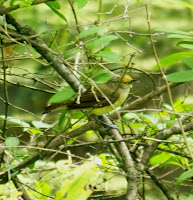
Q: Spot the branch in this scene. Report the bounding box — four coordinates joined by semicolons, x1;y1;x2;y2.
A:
12;177;31;200
142;120;193;165
0;121;99;184
0;80;183;184
3;14;84;92
0;0;54;15
145;169;174;200
109;82;182;121
125;82;182;110
101;114;139;200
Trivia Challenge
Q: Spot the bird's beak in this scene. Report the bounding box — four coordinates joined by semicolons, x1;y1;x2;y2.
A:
130;79;137;84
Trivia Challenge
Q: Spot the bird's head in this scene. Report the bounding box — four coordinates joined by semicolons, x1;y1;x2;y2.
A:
116;74;136;89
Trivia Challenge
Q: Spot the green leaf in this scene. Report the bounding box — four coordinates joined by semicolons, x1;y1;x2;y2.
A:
4;163;17;170
167;34;193;39
55;110;67;129
46;1;60;9
129;123;146;133
28;128;42;134
11;170;19;178
159;159;184;169
123;113;141;121
10;0;17;8
177;168;193;184
63;48;83;59
150;152;173;166
34;160;47;168
77;26;102;39
154;27;188;35
98;154;118;171
94;49;120;61
167;70;193;82
32;121;52;129
48;86;76;104
177;41;193;49
5;137;20;147
0;115;30;131
91;70;113;83
140;114;159;125
46;3;67;23
86;35;119;49
165;0;193;9
153;52;193;71
10;0;34;7
36;182;51;196
182;103;193;112
71;111;85;119
55;161;96;200
76;0;88;9
182;57;193;69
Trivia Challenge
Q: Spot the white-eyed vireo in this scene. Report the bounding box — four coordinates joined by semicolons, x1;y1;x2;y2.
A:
45;74;136;115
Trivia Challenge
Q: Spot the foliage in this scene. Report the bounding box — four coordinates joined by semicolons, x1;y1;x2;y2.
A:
0;0;193;200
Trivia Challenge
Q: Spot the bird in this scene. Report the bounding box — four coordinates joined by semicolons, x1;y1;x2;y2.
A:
44;74;136;115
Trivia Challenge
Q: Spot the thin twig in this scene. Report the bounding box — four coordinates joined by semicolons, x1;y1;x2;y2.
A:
102;114;139;200
12;177;31;200
145;4;193;161
145;169;174;200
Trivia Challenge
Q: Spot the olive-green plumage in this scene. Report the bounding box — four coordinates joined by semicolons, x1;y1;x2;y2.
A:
45;75;135;115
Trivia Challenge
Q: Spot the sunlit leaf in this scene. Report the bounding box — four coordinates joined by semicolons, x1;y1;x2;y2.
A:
10;0;17;8
159;159;184;169
167;34;193;39
150;152;173;166
129;123;146;132
154;27;188;35
5;137;20;146
75;0;88;8
34;160;47;168
4;163;16;170
48;86;76;104
123;112;141;121
86;35;119;49
28;128;42;134
182;103;193;112
55;110;67;129
0;115;30;131
177;168;193;184
140;114;159;125
177;41;193;49
91;69;113;83
94;49;120;61
182;57;193;69
98;154;118;171
153;52;193;71
32;121;52;129
78;26;102;39
36;182;51;196
63;48;83;59
167;70;193;82
46;1;60;9
55;161;97;200
46;3;67;23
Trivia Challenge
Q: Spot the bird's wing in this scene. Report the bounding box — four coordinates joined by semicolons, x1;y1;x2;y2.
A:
67;86;118;109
